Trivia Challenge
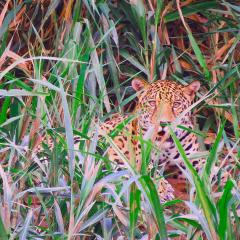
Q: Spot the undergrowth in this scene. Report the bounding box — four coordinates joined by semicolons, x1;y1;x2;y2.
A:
0;0;239;239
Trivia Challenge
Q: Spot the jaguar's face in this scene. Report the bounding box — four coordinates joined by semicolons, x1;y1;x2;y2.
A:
132;78;200;129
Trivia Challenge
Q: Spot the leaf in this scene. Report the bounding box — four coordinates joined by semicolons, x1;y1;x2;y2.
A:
130;0;147;48
203;120;226;182
101;14;121;110
217;180;234;240
130;184;141;239
85;19;111;113
170;128;218;240
0;3;23;39
0;216;8;240
139;176;167;240
188;33;210;80
165;1;219;23
176;0;211;80
0;89;48;97
41;0;61;27
120;50;149;77
0;95;11;125
79;208;108;231
19;209;33;240
0;56;87;80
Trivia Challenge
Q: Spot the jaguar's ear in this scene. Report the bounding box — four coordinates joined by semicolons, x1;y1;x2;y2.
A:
183;81;200;99
132;78;149;91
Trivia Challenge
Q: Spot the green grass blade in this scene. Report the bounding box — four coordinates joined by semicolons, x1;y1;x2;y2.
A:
209;64;240;95
217;180;234;239
188;33;210;80
176;1;211;80
102;15;121;110
120;50;149;77
139;176;167;240
0;216;8;240
203;120;226;180
0;96;11;125
130;0;147;49
85;19;111;113
165;1;219;23
129;184;141;240
170;128;218;239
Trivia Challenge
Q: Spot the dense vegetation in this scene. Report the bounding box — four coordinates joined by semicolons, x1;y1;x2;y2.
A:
0;0;239;239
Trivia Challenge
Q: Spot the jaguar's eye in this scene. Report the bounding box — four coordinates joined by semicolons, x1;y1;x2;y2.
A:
173;101;181;108
149;101;156;107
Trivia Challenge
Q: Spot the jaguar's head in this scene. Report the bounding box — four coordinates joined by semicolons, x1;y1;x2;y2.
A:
132;78;200;130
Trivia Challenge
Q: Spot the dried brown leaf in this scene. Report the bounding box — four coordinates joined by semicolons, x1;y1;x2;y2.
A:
0;0;11;27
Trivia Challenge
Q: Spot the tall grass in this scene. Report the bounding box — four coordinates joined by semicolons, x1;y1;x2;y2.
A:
0;1;239;239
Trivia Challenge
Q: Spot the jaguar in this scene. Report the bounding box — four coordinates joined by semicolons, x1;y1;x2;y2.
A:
99;78;202;180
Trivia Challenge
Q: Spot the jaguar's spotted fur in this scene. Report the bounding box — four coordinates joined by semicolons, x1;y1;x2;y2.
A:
99;78;202;179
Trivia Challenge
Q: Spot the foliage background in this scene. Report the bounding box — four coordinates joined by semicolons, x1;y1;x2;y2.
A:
0;0;239;239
